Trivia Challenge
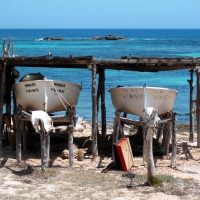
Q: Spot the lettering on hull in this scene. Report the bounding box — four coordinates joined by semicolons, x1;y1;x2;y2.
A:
54;83;66;87
26;88;39;93
51;88;65;94
25;83;36;87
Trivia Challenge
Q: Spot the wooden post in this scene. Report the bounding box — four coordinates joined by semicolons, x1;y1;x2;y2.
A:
68;125;74;167
39;120;48;170
46;133;50;167
92;64;98;159
97;69;106;136
143;126;147;166
187;69;194;142
145;128;155;185
196;69;200;147
21;121;27;150
5;66;12;115
15;116;21;165
0;62;6;151
67;105;75;167
162;113;172;158
171;112;177;168
146;128;155;184
112;111;121;159
156;123;164;142
112;111;120;143
100;69;106;136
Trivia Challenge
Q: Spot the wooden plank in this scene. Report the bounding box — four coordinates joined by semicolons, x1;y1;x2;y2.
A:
116;137;134;171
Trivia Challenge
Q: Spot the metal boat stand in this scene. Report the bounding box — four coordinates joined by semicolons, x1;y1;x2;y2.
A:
112;110;177;184
14;105;76;170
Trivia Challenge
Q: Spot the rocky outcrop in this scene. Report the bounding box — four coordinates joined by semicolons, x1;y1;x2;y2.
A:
91;35;126;40
43;37;65;40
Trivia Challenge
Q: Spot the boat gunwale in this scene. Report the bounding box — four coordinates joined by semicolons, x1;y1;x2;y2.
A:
108;86;178;94
12;79;82;90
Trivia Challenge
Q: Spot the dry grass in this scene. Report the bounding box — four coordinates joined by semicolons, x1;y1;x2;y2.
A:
1;164;200;200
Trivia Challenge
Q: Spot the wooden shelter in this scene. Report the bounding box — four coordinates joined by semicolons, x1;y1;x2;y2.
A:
1;55;200;170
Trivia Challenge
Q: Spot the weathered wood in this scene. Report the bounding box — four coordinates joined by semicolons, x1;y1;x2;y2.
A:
4;115;13;145
145;128;155;185
2;57;200;72
39;120;50;170
156;124;164;141
162;113;172;158
0;62;6;151
21;120;27;150
196;69;200;147
120;116;144;126
67;105;76;127
112;111;121;143
100;69;106;136
171;112;177;168
68;125;74;167
46;132;50;167
143;126;147;166
5;66;12;115
112;111;121;159
187;69;194;142
92;64;98;159
15;116;21;165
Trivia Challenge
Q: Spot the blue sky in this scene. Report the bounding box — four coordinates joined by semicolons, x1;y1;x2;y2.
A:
1;0;200;29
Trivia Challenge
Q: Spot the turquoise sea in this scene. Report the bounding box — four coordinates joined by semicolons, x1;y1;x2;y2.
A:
1;29;200;124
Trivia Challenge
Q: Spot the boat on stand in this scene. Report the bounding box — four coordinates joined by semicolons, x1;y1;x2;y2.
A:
12;73;82;113
109;86;178;118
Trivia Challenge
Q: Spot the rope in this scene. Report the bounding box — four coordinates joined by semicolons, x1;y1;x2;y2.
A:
48;80;71;110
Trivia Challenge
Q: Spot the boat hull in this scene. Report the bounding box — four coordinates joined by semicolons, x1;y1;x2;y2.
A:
13;80;82;113
109;87;178;117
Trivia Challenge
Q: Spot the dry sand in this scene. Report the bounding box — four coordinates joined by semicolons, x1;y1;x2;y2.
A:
0;123;200;200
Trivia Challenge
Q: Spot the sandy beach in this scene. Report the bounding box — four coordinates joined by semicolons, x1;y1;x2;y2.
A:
0;122;200;200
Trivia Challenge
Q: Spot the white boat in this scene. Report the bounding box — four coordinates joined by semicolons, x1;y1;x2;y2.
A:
12;79;82;113
109;86;178;118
